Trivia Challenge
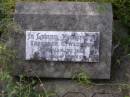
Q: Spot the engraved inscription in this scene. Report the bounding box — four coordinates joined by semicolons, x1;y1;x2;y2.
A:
26;31;100;62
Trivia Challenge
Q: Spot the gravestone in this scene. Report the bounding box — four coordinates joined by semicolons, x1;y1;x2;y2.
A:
14;2;113;79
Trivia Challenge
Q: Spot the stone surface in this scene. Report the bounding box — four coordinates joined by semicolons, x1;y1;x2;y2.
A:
34;80;123;97
62;92;86;97
26;31;100;62
0;80;125;97
92;94;116;97
14;2;113;79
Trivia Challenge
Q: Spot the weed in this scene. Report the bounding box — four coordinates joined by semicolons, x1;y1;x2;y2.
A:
72;69;92;86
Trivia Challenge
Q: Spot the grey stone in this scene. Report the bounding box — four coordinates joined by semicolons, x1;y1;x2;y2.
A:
13;2;113;79
0;80;124;97
62;92;86;97
92;94;116;97
34;80;123;97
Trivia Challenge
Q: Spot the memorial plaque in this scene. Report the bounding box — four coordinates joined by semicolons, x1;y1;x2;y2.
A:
26;31;100;62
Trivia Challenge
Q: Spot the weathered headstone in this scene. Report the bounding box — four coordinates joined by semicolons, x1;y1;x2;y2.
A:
14;2;113;79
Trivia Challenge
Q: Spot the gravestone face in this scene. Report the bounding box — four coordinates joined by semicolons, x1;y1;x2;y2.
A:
14;2;113;79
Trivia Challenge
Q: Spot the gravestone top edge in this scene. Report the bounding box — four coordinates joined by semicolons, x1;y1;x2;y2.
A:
15;2;112;15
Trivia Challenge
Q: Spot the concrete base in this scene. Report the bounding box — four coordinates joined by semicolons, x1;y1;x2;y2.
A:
34;80;124;97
